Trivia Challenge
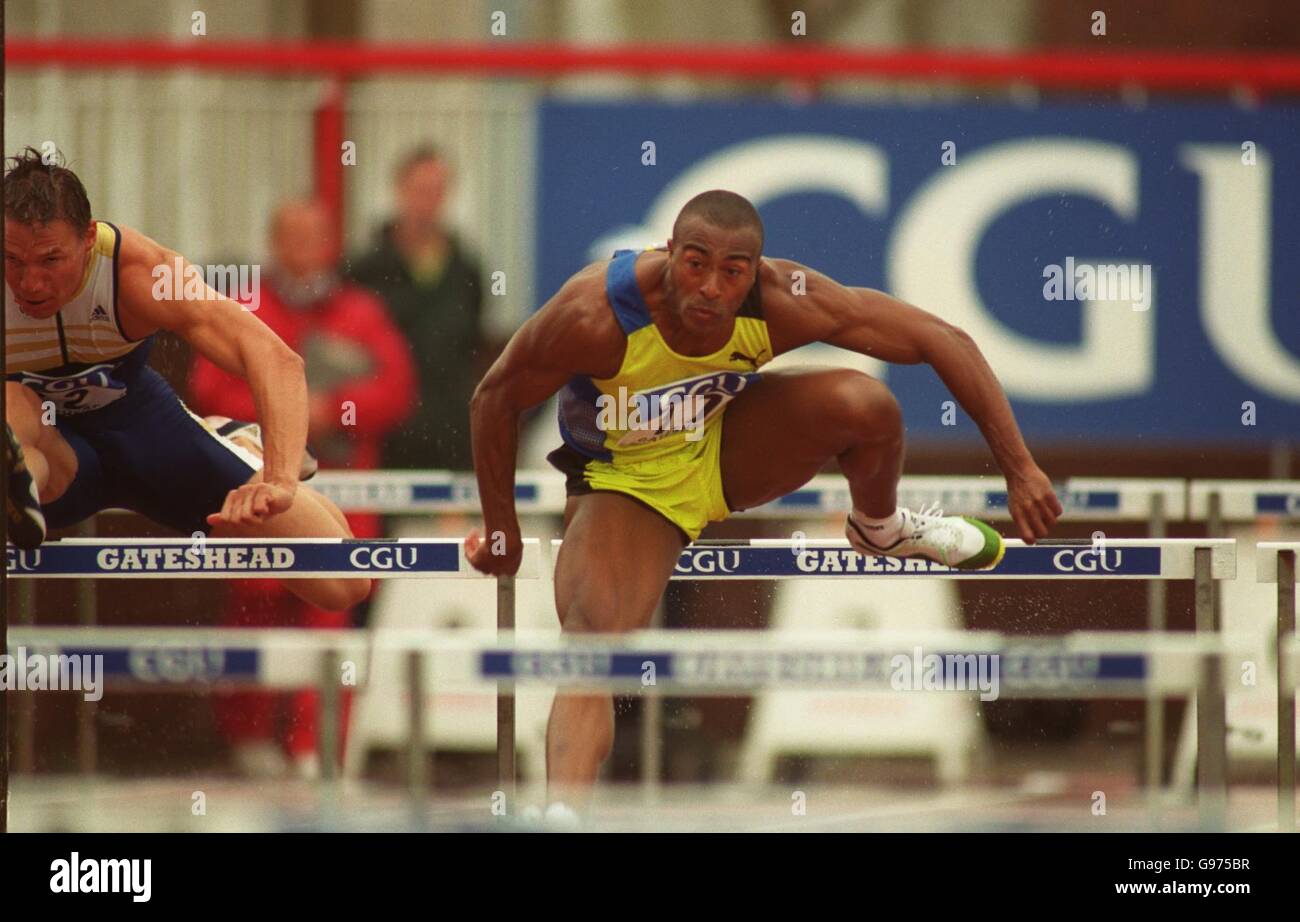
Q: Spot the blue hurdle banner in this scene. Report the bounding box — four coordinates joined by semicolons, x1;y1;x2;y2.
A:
5;538;543;579
4;628;1227;698
5;628;372;688
476;647;1180;697
452;629;1221;697
1190;481;1300;521
543;538;1236;580
6;537;1233;579
309;470;569;515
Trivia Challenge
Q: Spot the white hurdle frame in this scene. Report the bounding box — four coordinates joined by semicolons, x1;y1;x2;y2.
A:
35;473;1300;789
6;538;541;789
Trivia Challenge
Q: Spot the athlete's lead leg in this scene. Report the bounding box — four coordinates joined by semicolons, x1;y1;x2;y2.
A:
721;367;903;515
721;367;1002;569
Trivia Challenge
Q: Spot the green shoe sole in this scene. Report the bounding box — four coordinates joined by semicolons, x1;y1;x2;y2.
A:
956;517;1004;570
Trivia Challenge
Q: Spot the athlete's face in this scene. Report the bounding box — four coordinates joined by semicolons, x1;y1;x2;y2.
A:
4;218;97;319
666;218;761;336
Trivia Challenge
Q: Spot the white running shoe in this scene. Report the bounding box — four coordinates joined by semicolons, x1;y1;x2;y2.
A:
543;802;582;831
846;502;1005;570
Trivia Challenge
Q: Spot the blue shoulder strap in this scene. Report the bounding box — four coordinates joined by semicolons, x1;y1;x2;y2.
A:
605;249;652;334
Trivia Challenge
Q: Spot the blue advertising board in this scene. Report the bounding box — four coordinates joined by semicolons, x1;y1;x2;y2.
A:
537;101;1300;442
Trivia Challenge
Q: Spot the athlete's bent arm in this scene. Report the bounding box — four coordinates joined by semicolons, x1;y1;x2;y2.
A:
765;260;1062;542
468;270;614;574
114;227;308;525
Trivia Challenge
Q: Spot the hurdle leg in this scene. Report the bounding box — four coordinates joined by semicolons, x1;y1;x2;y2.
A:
318;647;341;784
406;650;427;798
1144;492;1167;799
76;518;99;776
641;600;665;805
15;578;37;774
1194;546;1227;828
1278;549;1296;832
497;575;516;808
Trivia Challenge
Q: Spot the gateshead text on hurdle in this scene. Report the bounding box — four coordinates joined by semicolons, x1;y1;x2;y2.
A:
95;545;295;571
793;549;954;574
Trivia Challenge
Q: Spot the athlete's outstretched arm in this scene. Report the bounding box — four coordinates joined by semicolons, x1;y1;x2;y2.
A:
114;226;308;525
764;259;1062;542
467;267;617;574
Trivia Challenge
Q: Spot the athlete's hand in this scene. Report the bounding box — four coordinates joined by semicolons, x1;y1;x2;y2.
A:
1005;465;1063;544
465;527;523;576
207;480;297;528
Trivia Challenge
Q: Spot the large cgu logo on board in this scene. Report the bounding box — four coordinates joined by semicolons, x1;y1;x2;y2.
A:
542;110;1300;440
589;134;1300;406
600;370;758;447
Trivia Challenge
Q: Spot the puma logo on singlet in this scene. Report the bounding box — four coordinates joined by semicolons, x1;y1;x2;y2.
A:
729;349;768;369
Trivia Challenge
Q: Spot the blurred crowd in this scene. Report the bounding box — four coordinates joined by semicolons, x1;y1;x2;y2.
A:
184;146;493;778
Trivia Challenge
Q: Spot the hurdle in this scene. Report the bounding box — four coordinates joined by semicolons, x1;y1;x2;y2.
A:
311;472;1193;793
1190;480;1300;535
5;535;1241;823
2;623;1254;828
43;475;1197;783
6;538;541;790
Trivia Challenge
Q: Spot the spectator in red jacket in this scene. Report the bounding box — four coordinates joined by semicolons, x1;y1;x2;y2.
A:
190;199;416;779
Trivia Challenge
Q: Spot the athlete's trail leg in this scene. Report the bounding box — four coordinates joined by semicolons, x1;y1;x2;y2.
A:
211;470;371;612
5;381;78;503
547;492;684;807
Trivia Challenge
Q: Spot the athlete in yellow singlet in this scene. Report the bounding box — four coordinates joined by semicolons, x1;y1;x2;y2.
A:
466;190;1063;814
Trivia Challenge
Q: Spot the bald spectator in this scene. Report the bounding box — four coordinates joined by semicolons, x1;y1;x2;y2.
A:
346;146;488;470
190;199;416;779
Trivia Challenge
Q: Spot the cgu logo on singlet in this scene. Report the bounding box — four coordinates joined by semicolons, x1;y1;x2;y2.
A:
599;370;757;447
17;364;128;415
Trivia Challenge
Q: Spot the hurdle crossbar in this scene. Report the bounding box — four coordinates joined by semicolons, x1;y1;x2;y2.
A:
6;537;1234;581
302;471;1190;520
5;538;542;579
1190;480;1300;524
4;626;1240;698
664;538;1236;580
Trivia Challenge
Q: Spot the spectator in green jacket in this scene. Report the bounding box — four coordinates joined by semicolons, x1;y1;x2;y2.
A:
346;146;487;470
